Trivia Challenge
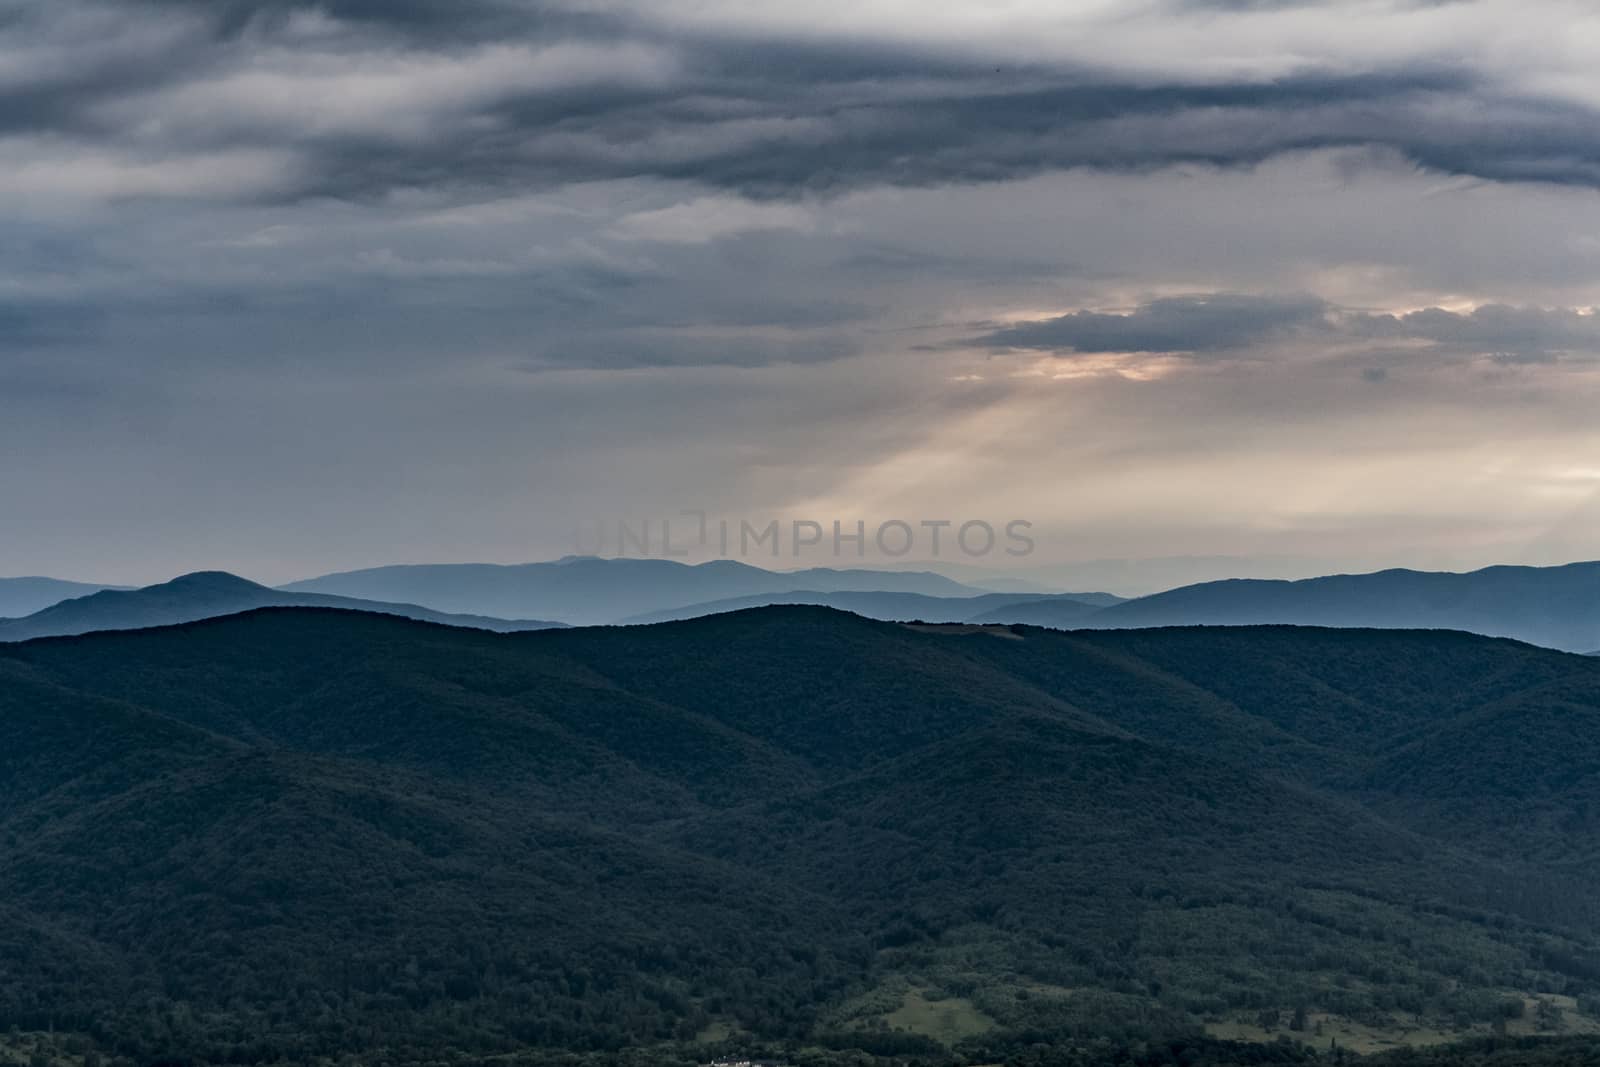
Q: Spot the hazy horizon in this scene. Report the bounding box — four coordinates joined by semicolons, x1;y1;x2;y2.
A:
9;550;1600;601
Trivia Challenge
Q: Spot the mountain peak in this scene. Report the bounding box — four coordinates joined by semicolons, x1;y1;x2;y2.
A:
162;571;268;593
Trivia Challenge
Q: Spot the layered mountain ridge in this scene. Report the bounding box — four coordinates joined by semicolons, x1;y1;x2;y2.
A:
5;558;1599;651
0;571;564;641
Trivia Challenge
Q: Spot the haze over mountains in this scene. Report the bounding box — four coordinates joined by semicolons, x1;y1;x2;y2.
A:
0;572;564;642
5;558;1598;652
591;559;1600;651
3;605;1599;1066
281;557;988;626
619;589;1122;626
0;577;125;619
1084;563;1600;653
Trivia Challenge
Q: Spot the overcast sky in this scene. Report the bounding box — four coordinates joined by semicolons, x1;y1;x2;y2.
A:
4;0;1600;588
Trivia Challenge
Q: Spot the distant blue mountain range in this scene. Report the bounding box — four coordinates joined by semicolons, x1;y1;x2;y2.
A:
1082;562;1600;652
4;559;1598;652
621;588;1121;625
0;577;128;618
280;557;994;626
0;572;564;643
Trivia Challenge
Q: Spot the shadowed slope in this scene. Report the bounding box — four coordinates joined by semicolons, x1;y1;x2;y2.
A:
3;606;1599;1062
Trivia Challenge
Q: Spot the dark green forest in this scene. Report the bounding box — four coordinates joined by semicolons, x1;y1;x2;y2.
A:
3;607;1599;1067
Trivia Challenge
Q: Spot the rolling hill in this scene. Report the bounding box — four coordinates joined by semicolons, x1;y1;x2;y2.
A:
964;594;1115;627
3;606;1600;1066
279;557;988;625
620;589;1119;625
1090;562;1600;652
0;571;563;641
0;576;125;618
12;558;1598;656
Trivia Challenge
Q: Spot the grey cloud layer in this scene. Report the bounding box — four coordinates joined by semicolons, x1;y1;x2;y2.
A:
978;295;1600;367
979;294;1332;355
1365;305;1600;363
8;1;1600;204
6;1;1600;581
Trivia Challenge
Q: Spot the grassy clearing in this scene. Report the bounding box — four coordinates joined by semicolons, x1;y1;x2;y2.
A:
694;1020;736;1044
828;978;997;1046
883;989;997;1044
1206;995;1600;1055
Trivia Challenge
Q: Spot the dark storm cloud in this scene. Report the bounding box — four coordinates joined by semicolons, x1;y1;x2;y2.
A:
980;295;1600;366
0;7;207;136
1;219;872;373
8;0;1600;205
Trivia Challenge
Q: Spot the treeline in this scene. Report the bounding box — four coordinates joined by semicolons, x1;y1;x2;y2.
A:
16;1031;1600;1067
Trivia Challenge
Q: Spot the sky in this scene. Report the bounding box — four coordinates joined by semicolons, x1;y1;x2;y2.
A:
4;0;1600;589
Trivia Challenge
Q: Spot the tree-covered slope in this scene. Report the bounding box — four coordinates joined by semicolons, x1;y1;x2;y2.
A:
3;607;1599;1065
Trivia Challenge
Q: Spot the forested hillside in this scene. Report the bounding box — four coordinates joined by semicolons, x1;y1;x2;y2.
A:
3;608;1599;1067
